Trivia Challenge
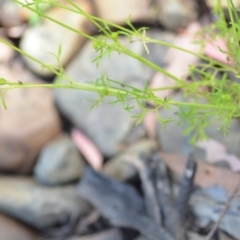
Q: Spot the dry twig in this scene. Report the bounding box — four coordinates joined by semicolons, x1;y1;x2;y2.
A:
127;153;161;225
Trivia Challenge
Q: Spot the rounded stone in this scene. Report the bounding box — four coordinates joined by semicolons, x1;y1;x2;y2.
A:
34;134;85;185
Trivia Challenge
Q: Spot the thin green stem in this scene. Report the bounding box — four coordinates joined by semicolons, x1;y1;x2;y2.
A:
0;38;57;74
122;47;183;83
0;37;75;83
150;39;235;72
0;82;128;95
15;1;95;41
1;82;236;112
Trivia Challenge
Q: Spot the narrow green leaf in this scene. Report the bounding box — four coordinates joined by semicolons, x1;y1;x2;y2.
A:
125;15;136;31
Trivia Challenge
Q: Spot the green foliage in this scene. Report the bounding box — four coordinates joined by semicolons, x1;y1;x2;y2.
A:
0;0;240;143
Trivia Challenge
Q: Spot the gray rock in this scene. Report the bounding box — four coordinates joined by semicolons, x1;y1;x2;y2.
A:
34;134;85;185
157;0;198;31
187;232;205;240
68;229;123;240
55;31;174;157
0;176;91;229
199;185;228;203
190;187;240;239
103;139;158;181
219;231;236;240
55;39;150;157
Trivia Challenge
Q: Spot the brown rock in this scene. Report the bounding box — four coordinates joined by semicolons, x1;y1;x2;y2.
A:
0;64;61;173
20;0;93;76
0;213;40;240
95;0;151;24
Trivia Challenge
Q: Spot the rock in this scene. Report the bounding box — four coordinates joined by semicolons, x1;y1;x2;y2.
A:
68;229;123;240
187;232;205;240
0;176;91;230
20;0;92;76
0;64;61;173
0;0;23;27
187;231;232;240
103;139;158;181
156;0;198;31
219;231;236;240
0;213;40;240
34;134;85;185
95;0;151;24
55;30;173;157
55;38;150;157
190;187;240;239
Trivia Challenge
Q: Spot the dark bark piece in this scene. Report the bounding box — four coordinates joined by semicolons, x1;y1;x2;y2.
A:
78;167;145;214
130;153;161;225
151;152;186;240
175;153;197;222
77;167;176;240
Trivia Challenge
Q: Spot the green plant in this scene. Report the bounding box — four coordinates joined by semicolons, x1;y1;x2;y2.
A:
0;0;239;142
